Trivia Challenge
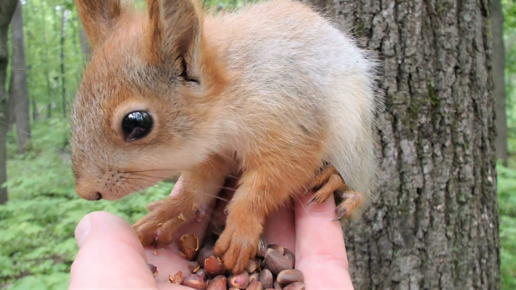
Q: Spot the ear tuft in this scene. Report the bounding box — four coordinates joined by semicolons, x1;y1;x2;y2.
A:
145;0;203;68
74;0;124;50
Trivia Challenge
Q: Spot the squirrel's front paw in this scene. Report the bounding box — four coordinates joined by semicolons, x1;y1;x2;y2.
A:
133;197;193;247
213;216;260;274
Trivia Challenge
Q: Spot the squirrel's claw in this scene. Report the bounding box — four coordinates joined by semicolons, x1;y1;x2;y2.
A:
334;205;347;222
308;162;364;221
334;190;363;221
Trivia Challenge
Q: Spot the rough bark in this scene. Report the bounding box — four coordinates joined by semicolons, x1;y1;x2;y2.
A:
491;0;508;166
308;0;500;289
10;0;30;154
0;0;18;204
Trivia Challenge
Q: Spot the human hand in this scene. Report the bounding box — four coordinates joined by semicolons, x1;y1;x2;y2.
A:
69;178;353;289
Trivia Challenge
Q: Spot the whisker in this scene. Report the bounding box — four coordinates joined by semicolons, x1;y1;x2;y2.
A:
124;169;240;181
0;120;73;156
132;190;170;201
126;174;238;193
124;168;183;174
0;120;32;137
120;176;158;183
121;176;233;203
122;175;171;182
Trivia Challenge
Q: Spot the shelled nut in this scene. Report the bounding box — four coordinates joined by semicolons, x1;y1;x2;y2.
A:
276;270;304;287
207;275;227;290
182;274;206;290
204;255;225;277
282;282;304;290
179;233;200;261
228;271;250;289
264;249;292;276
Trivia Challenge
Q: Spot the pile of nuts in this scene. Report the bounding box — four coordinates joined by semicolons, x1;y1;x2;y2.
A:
147;233;305;290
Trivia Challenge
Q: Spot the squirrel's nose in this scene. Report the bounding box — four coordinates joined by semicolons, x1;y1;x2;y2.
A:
94;192;103;200
77;189;103;201
75;180;103;201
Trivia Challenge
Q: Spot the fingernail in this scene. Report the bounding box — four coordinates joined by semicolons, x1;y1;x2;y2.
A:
75;215;92;247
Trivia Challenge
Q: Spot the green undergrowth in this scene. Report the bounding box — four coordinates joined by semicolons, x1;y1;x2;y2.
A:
0;119;173;289
2;119;516;289
498;162;516;290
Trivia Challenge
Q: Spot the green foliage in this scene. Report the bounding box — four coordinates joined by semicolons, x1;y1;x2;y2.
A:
6;0;86;119
501;2;516;288
504;0;516;145
2;1;251;288
498;164;516;290
2;0;516;289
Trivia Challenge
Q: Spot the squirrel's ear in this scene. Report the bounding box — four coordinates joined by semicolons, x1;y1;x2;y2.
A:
145;0;203;72
74;0;123;50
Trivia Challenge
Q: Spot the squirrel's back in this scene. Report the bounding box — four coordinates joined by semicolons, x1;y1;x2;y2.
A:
205;0;379;206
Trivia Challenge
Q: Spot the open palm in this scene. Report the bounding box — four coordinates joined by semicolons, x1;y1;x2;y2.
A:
69;179;353;290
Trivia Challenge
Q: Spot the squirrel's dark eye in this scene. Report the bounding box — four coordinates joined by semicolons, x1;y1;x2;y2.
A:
121;111;153;142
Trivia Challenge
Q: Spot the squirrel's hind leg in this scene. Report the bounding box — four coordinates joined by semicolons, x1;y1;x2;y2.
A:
308;162;364;221
307;162;347;204
334;190;363;221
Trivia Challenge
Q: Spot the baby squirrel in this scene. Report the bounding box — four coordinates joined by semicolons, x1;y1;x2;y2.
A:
70;0;379;274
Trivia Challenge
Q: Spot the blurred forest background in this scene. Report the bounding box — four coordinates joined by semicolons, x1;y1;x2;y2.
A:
0;0;515;289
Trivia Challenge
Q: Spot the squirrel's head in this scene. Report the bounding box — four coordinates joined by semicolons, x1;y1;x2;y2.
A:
70;0;226;201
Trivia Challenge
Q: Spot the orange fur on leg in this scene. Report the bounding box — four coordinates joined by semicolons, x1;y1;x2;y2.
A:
308;173;347;205
307;162;347;204
212;170;292;274
308;162;343;191
133;154;230;247
214;145;322;274
134;192;200;246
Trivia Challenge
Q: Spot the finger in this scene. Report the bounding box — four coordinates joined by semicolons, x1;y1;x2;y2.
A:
263;202;296;253
170;175;184;196
69;211;156;289
295;194;353;289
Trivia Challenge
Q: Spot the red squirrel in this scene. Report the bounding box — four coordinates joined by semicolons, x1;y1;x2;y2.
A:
70;0;379;274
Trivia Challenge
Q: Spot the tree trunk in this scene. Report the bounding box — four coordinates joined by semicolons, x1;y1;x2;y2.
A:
0;0;18;204
39;0;52;119
60;9;68;118
308;0;501;288
491;0;508;166
7;75;15;131
78;21;90;62
10;0;30;154
31;94;38;121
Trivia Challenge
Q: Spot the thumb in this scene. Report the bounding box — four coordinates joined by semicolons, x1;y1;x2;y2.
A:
69;211;157;289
